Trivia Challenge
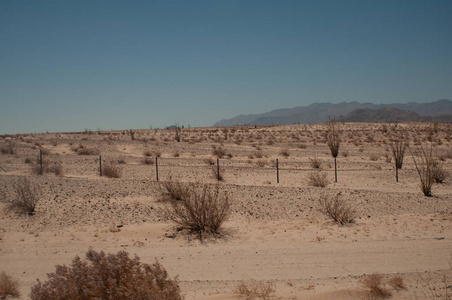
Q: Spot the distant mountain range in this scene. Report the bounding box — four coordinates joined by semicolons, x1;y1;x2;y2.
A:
213;99;452;126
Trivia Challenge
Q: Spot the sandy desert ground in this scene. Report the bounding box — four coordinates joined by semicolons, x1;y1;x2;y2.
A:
1;122;451;299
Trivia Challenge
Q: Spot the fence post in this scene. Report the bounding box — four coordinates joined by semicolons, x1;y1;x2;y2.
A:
217;158;220;181
334;157;337;183
99;156;102;177
276;159;279;184
155;156;159;182
40;149;43;175
395;159;399;182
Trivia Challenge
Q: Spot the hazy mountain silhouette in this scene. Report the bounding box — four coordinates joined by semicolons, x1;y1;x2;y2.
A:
213;99;452;126
337;107;452;123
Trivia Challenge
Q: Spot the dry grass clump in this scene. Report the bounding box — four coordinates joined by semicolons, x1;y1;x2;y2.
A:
236;280;275;300
142;157;154;165
72;144;100;155
0;140;16;155
102;163;122;178
387;275;405;291
279;148;290;157
143;149;153;157
33;162;64;176
432;159;448;184
159;181;231;240
308;171;328;187
4;179;40;216
30;248;182;300
0;271;20;299
362;273;392;299
318;193;356;225
212;146;226;158
310;157;322;169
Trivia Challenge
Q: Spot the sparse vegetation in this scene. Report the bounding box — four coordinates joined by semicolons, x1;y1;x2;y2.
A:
72;144;100;155
308;171;328;187
318;192;356;225
432;159;448;183
310;157;322;169
30;248;182;300
236;280;275;300
0;272;20;299
4;179;40;216
326;116;340;158
102;162;122;178
279;148;290;157
0;140;16;155
390;131;408;169
159;181;231;240
410;144;434;196
362;273;392;299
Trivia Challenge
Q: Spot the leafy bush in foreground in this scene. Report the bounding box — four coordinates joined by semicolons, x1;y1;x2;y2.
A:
30;248;182;300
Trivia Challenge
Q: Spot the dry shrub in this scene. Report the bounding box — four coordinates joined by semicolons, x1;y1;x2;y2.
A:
387;276;405;291
34;162;64;176
102;163;122;178
159;181;231;240
212;146;226;158
432;159;448;184
318;193;356;225
0;141;16;155
205;158;215;166
310;157;322;169
142;157;154;165
0;272;20;299
117;157;126;164
410;144;434;196
308;171;328;187
362;273;392;299
4;179;40;216
143;149;153;157
30;248;181;300
73;144;100;155
369;154;379;161
279;148;290;157
236;280;275;300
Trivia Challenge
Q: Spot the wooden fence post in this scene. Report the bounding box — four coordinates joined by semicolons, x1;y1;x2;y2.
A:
155;156;159;182
99;156;102;177
276;159;279;184
40;149;43;175
217;158;220;181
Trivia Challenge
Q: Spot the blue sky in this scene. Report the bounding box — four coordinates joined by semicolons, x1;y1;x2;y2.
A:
1;0;451;134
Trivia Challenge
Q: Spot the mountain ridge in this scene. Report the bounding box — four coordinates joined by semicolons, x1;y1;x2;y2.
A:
213;99;452;126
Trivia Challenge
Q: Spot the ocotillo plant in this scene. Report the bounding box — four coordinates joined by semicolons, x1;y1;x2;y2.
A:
390;130;408;182
326;116;340;182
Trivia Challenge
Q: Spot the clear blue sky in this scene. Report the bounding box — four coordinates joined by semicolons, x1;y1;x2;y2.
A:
1;0;451;134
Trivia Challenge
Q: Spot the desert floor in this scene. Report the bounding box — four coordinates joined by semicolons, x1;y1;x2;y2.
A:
1;122;451;299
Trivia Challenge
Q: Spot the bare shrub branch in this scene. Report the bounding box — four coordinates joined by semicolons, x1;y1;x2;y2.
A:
236;280;275;300
0;272;20;299
390;131;408;169
308;171;328;187
4;179;40;216
410;144;434;197
318;192;356;225
30;248;182;300
159;181;231;240
102;162;122;178
362;273;392;299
